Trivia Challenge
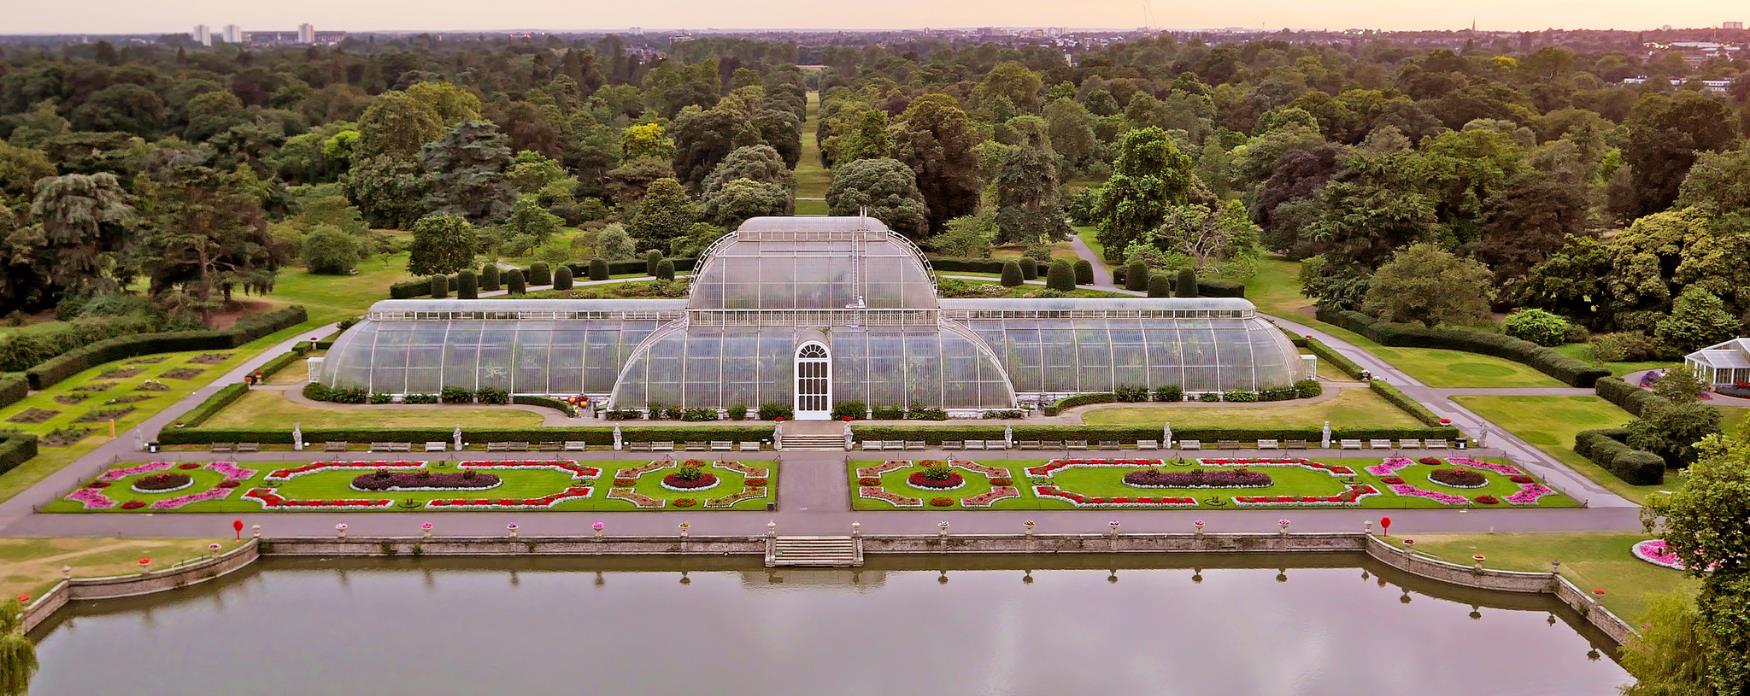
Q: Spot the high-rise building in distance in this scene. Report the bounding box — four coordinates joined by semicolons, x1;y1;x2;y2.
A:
222;24;242;44
298;23;315;43
192;24;211;47
1726;21;1745;30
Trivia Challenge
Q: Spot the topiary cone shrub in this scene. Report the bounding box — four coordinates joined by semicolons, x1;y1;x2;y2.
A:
588;258;609;281
654;258;676;281
1125;260;1149;292
1045;260;1076;292
1073;259;1094;285
1147;273;1172;298
645;249;663;276
553;266;573;291
457;270;478;299
506;269;527;295
1020;259;1038;280
480;264;500;291
429;275;449;299
529;262;551;286
1000;260;1024;287
1176;268;1199;298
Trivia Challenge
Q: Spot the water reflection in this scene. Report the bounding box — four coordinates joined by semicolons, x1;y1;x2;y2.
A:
29;553;1630;696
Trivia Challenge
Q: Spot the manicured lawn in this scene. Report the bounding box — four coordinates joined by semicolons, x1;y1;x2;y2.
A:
1243;256;1315;320
1718;406;1749;437
794;91;829;205
0;537;246;601
45;459;776;513
0;339;300;505
937;278;1131;299
1551;343;1673;378
269;249;417;324
1072;225;1107;264
848;456;1575;511
201;389;546;429
1451;395;1666;504
1384;533;1698;622
1080;388;1421;429
991;242;1078;261
794;198;828;216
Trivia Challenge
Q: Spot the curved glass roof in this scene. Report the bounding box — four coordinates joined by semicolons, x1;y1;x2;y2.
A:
687;216;939;312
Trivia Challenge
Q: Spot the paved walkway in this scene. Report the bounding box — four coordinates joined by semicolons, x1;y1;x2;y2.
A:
1066;233;1115;287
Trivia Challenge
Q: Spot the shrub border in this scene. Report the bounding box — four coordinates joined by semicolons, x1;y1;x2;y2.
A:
25;306;308;390
1315;308;1607;388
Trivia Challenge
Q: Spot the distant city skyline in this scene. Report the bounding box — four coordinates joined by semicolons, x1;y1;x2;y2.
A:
6;0;1748;35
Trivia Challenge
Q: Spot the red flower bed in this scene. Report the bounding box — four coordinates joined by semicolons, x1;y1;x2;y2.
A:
1381;476;1405;485
929;497;954;507
243;488;393;509
217;480;240;488
121;500;146;509
427;487;592;510
351;471;502;491
1429;468;1487;488
662;472;719;489
1418;457;1442;466
745;477;768;487
1474;495;1500;504
178;462;200;470
909;471;964;489
89;481;109;488
1033;485;1196;507
990;477;1012;486
1508;475;1535;484
268;460;423;481
1234;484;1380;507
857;476;880;486
460;460;601;478
673;498;697;508
1123;468;1272;488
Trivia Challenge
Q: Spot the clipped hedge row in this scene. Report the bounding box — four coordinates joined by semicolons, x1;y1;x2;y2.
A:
389;275;461;299
512;395;578;417
0;373;26;410
25;305;308;390
928;257;1041;275
563;258;697;278
0;314;161;372
851;423;1458;444
0;431;39;476
157;424;774;446
1593;377;1666;418
1110;268;1247;298
1369;381;1445;427
1303;337;1364;380
1041;392;1116;416
1316;308;1608;387
175;383;249;428
1574;428;1666;485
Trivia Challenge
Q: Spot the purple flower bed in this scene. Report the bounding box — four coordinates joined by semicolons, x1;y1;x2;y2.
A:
662;472;720;489
908;471;965;489
132;473;193;492
1123;468;1273;488
351;471;502;491
1428;468;1487;488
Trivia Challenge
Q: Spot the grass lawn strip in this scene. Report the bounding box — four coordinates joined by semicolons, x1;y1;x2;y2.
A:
48;458;775;512
0;537;248;602
1079;388;1420;429
852;459;1020;509
1450;395;1661;504
1388;533;1699;622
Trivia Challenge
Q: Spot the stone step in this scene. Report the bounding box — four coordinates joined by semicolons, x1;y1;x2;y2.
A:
767;535;862;567
781;434;846;450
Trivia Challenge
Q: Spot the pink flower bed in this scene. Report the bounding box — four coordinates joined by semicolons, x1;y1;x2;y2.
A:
1631;539;1687;570
858;486;922;508
67;487;117;509
1232;484;1380;507
427;487;592;510
207;461;256;482
152;488;234;510
459;460;600;479
1366;457;1414;476
1505;483;1556;505
1387;483;1469;505
1447;456;1522;476
267;460;424;481
98;461;173;482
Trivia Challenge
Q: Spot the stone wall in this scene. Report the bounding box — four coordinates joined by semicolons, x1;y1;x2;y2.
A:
21;540;260;634
860;531;1364;554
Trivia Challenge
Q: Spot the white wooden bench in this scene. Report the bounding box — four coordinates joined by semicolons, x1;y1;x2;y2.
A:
1257;439;1280;450
942;440;965;450
1425;439;1449;449
1179;439;1202;450
1285;439;1308;449
485;441;528;452
425;442;448;452
1066;440;1088;450
710;441;733;451
1398;439;1422;449
652;441;675;451
738;441;761;451
1136;439;1158;450
236;442;260;453
904;441;924;450
1042;440;1065;449
563;441;588;452
628;441;652;452
984;440;1008;450
863;441;885;450
535;442;563;452
1369;439;1394;449
323;441;350;452
1018;440;1042;450
1097;440;1120;450
1339;439;1363;450
1216;440;1240;450
210;442;235;453
965;440;985;450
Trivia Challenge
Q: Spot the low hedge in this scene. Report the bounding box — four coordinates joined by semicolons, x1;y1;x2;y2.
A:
389;275;460;299
563;258;697;278
1110;268;1247;298
851;423;1459;444
1575;428;1666;485
1042;392;1115;416
512;395;578;417
0;314;161;372
1303;337;1363;379
1369;380;1445;427
175;383;249;428
1593;377;1665;417
0;373;26;410
0;431;39;476
157;424;774;446
254;350;302;380
928;257;1040;275
1316;308;1608;387
25;305;308;390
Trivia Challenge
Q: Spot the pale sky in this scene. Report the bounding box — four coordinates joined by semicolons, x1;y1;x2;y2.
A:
5;0;1746;35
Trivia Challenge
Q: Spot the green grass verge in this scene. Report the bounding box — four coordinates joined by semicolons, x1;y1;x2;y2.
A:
270;249;416;324
1551;343;1674;378
847;456;1574;511
1079;389;1421;429
1450;395;1665;504
1384;533;1698;622
0;537;247;601
201;389;547;429
44;459;776;513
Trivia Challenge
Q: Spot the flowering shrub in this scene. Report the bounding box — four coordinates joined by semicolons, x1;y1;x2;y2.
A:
1123;468;1273;488
1473;495;1499;505
352;471;502;491
1428;469;1487;488
929;497;954;507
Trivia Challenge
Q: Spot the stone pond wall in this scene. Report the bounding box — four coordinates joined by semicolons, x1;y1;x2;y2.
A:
21;539;261;634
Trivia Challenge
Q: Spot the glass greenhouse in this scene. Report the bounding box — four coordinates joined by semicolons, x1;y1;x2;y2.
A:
315;217;1307;418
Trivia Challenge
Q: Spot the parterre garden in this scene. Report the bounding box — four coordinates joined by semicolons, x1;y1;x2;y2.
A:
849;456;1574;510
46;458;775;512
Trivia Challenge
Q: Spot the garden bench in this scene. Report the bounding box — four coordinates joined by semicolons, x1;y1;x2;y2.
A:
1042;440;1065;450
236;442;260;453
862;441;884;450
904;441;925;450
1257;439;1280;450
1018;440;1041;450
534;442;563;452
738;441;762;451
942;440;965;450
1424;439;1449;449
1065;440;1088;450
684;441;707;451
652;441;675;451
1178;439;1202;450
1369;439;1394;449
425;442;448;452
1339;439;1363;450
628;442;652;452
985;440;1009;450
1216;440;1241;450
1284;439;1308;449
210;442;235;453
484;442;515;452
710;441;733;451
563;441;588;452
965;440;985;450
1398;439;1423;449
323;441;349;452
1136;439;1158;450
1097;440;1120;450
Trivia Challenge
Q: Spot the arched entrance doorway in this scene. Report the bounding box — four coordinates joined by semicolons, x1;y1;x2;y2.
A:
794;341;831;420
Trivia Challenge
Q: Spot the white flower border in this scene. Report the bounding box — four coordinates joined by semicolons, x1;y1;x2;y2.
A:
425;487;593;510
1230;484;1382;507
659;474;723;493
130;476;195;494
459;461;600;480
1032;485;1201;508
266;460;426;482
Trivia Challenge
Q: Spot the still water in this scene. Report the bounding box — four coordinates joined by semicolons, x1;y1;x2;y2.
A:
30;554;1629;695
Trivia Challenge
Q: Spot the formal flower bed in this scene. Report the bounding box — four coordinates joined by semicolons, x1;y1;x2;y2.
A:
1123;468;1273;488
1631;540;1687;571
131;473;193;493
908;462;965;490
459;460;600;479
1026;458;1159;476
1427;468;1488;489
426;487;593;510
1233;484;1380;507
1446;456;1523;476
67;487;116;509
660;463;720;491
267;460;426;482
1033;485;1199;507
351;470;503;491
1386;483;1470;505
1200;457;1356;476
152;488;236;510
1366;457;1414;477
1505;483;1556;505
98;461;173;482
243;488;394;510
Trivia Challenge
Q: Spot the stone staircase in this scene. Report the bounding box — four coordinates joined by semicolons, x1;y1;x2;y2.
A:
766;536;863;567
780;433;845;450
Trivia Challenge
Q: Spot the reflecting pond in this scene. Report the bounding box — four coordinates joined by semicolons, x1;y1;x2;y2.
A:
30;554;1629;695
